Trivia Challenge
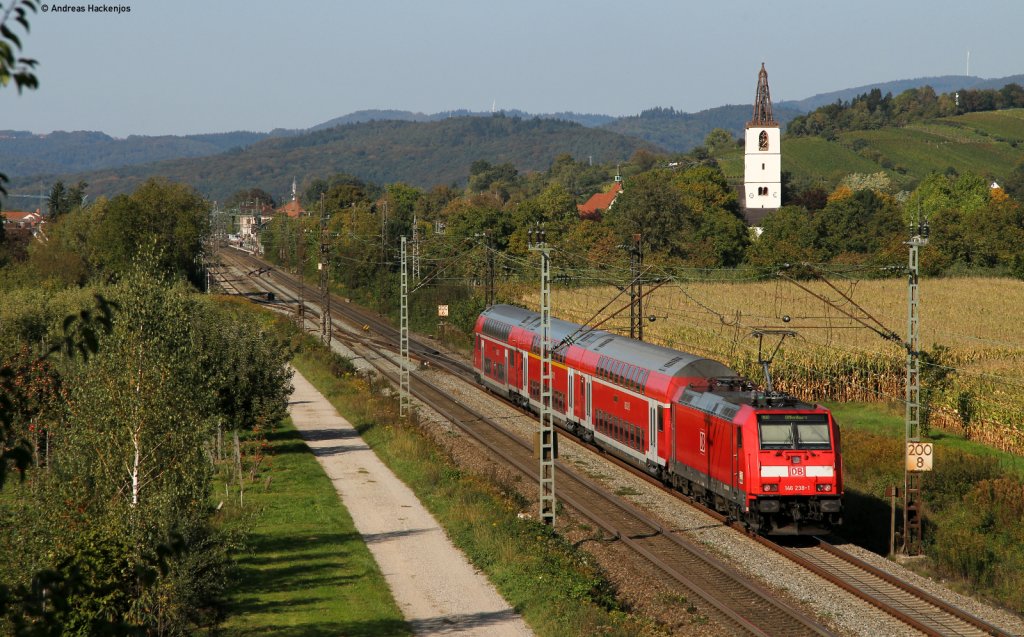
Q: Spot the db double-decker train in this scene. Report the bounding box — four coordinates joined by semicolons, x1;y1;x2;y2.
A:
473;304;843;535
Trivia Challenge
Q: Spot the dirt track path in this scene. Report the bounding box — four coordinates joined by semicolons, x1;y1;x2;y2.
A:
287;368;534;637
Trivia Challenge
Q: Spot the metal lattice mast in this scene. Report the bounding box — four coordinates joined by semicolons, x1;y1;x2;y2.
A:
319;195;332;346
903;216;929;555
411;214;421;282
529;226;555;526
629;233;644;341
475;231;496;306
400;235;411;417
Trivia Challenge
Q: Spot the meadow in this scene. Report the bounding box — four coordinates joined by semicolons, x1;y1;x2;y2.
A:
522;276;1024;453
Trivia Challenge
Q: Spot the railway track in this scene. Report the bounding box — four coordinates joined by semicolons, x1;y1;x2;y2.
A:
211;248;1017;637
773;540;1010;637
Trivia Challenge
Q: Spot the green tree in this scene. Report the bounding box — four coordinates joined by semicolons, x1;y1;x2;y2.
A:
0;0;39;196
704;128;734;154
46;179;87;218
89;178;210;284
745;206;822;268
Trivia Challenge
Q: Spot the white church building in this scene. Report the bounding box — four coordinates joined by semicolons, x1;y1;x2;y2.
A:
743;63;781;225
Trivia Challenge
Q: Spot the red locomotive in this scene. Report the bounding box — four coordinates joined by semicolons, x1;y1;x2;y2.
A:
473;304;843;535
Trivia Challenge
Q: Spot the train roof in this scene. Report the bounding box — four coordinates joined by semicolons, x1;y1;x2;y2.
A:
481;304;737;379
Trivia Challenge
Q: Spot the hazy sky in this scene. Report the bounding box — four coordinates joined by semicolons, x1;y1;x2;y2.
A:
2;0;1021;137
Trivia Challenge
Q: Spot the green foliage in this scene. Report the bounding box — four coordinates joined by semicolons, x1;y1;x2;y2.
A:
1;267;295;634
608;166;748;266
30;178;210;286
829;402;1024;612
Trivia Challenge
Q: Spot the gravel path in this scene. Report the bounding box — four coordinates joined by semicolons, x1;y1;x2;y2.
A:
288;367;534;637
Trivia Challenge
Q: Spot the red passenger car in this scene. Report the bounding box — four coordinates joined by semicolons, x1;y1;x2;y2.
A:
474;304;843;535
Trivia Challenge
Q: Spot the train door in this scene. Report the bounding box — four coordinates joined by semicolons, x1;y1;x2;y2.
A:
567;369;575;417
522;352;528;392
507;346;518;390
647;402;658;461
574;375;585;421
502;349;509;390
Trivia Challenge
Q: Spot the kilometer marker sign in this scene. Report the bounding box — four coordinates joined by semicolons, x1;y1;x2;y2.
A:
906;442;933;472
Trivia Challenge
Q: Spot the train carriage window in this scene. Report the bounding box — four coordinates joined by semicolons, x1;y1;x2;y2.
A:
484;359;492;375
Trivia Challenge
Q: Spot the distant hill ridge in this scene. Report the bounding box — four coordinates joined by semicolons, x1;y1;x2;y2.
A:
3;72;1022;192
11;115;660;202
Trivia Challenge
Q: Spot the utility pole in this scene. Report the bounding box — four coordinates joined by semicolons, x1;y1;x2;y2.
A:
628;233;644;341
528;225;556;526
319;194;331;346
902;214;930;555
400;235;411;417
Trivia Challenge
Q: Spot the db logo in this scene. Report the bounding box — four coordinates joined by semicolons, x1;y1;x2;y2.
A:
789;466;806;477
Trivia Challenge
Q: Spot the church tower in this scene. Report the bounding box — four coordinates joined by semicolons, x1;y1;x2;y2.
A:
744;63;781;214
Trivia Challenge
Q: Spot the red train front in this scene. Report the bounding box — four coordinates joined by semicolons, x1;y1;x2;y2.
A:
473;304;843;536
669;380;843;535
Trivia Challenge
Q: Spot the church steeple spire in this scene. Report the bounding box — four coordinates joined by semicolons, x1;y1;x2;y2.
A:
748;63;777;127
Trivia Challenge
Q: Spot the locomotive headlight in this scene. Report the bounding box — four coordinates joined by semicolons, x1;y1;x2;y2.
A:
763;483;779;492
816;484;832;492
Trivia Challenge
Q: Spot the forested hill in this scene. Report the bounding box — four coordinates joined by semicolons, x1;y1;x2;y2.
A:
0;129;295;177
600;104;804;152
308;109;616;130
777;73;1024;112
16;115;661;201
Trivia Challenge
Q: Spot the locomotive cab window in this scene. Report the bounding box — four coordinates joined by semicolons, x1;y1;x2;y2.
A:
757;414;830;450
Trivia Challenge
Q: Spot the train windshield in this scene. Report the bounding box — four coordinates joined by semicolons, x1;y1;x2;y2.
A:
757;414;831;450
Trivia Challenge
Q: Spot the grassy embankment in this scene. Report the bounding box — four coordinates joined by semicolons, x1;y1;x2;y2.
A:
829;401;1024;613
218;420;410;636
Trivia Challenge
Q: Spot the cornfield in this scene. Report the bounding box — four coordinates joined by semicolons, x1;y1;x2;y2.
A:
519;277;1024;455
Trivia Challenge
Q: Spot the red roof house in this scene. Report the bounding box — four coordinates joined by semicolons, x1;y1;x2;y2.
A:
2;210;45;237
577;181;623;220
